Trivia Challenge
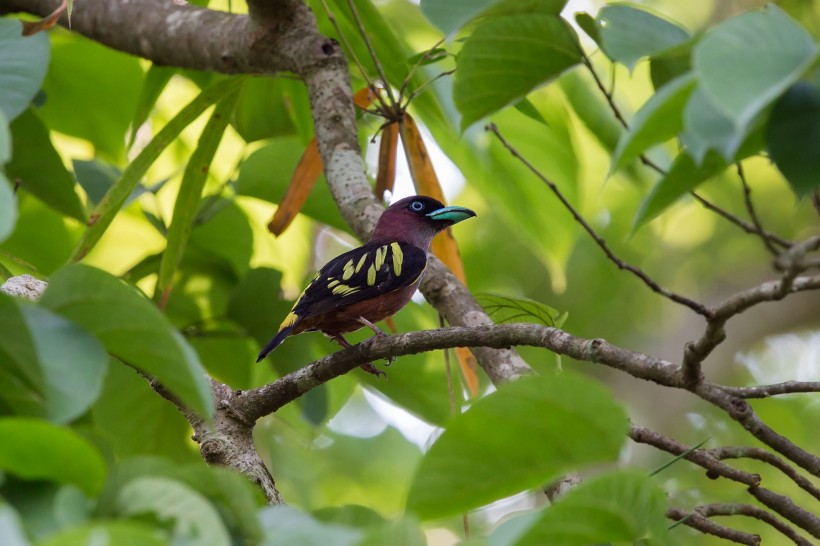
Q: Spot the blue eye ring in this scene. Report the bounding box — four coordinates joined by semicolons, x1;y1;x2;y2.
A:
409;201;425;212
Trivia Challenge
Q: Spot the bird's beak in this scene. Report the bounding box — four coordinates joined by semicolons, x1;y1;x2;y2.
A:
426;205;476;224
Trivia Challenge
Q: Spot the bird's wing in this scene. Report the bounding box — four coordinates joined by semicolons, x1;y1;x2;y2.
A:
256;242;426;362
291;241;427;319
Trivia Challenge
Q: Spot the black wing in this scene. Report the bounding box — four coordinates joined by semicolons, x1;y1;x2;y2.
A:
292;241;426;319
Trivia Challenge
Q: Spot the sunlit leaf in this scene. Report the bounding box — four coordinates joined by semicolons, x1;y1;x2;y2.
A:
693;5;817;129
268;138;324;236
610;73;696;173
40;264;215;418
0;417;107;495
70;77;245;261
454;10;581;130
374;122;398;200
156;90;239;308
766;82;820;197
39;521;168;546
0;19;49;121
407;374;629;518
597;5;689;70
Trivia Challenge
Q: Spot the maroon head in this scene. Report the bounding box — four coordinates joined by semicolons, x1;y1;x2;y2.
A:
369;195;476;249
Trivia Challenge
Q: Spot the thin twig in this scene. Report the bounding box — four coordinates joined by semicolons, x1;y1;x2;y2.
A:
719;381;820;399
737;162;781;254
667;507;760;545
486;123;711;317
695;504;813;546
690;191;793;248
711;446;820;502
397;38;446;106
401;69;456;109
345;0;398;111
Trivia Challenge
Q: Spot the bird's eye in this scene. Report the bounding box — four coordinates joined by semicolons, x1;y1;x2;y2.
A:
408;200;425;212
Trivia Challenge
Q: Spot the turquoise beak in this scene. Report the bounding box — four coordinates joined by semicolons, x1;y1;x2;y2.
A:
426;205;476;224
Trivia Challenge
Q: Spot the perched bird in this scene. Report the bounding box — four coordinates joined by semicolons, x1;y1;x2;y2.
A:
257;195;476;374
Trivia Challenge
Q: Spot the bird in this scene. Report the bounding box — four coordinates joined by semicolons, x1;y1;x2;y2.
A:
257;195;476;374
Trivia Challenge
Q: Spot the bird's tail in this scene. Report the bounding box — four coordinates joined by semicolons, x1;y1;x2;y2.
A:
256;312;301;362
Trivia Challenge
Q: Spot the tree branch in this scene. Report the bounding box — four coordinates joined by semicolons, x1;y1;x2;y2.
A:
667;506;760;545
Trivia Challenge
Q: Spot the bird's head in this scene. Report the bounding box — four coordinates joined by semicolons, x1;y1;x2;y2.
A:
370;195;476;249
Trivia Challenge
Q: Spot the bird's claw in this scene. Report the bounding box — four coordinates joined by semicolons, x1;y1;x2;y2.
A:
360;362;387;378
384;355;396;367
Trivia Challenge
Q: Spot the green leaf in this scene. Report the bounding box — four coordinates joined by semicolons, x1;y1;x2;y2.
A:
116;476;231;546
610;73;696;173
693;5;818;129
38;521;169;546
633;152;726;229
0;503;30;546
40;264;215;418
259;505;362;546
406;373;629;519
189;200;253;277
91;363;196;460
0;417;107;495
513;98;549;126
155;89;240;305
6;108;86;222
597;5;690;70
767;82;820;197
513;470;671;546
558;69;623;153
70;76;245;262
476;293;565;327
681;87;746;163
19;305;108;423
38;33;143;160
574;12;600;46
233;77;299;142
454;12;581;130
0;19;50;121
649;40;692;90
356;517;426;546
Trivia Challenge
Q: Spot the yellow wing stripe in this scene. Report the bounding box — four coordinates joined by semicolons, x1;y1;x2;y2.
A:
367;263;377;286
354;253;368;273
390;242;403;276
342;258;355;280
279;311;299;331
374;245;387;269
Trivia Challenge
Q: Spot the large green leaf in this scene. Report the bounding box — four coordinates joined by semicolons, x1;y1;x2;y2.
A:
693;5;818;129
420;0;568;36
0;19;49;121
454;11;581;130
116;476;230;546
18;305;108;423
155;90;239;305
0;294;48;417
597;5;690;70
233;77;300;142
259;506;362;546
681;87;747;163
38;33;143;160
767;82;820;197
512;470;671;546
6;108;86;222
610;73;696;173
0;108;15;243
0;417;107;495
633;151;726;229
39;264;215;418
406;373;629;519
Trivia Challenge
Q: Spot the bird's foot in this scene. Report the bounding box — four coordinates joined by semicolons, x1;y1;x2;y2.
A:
360;362;387;378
